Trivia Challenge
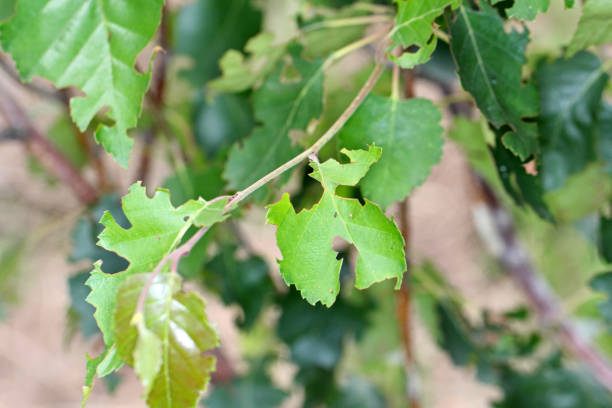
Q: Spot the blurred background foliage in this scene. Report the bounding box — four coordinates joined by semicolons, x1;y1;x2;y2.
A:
0;0;611;407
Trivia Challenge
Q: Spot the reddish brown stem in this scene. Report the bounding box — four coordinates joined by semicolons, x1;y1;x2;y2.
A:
0;91;99;205
472;175;612;392
136;6;169;184
395;68;419;408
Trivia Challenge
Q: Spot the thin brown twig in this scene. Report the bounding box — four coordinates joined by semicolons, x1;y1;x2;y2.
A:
137;6;169;185
395;68;420;408
1;56;109;191
225;61;386;211
0;56;65;103
0;90;99;205
472;174;612;392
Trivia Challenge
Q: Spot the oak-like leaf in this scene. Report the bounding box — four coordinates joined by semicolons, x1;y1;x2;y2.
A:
0;0;164;167
266;146;406;307
391;0;460;69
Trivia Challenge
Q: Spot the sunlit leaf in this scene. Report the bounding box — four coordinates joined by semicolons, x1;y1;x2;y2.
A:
267;146;405;306
0;0;164;167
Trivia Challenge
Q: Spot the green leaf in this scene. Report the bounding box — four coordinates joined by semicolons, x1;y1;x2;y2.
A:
391;0;460;69
70;195;129;274
567;0;612;56
490;139;553;221
224;45;324;190
536;51;609;191
204;245;275;329
175;0;261;86
86;183;229;346
133;321;162;395
590;272;612;330
599;219;612;263
451;5;539;160
82;352;105;407
205;358;288;408
565;0;575;8
193;93;255;158
599;103;612;176
0;0;164;167
448;116;498;183
114;273;218;406
266;146;406;306
506;0;550;21
209;33;287;93
48;115;87;169
338;94;443;209
0;0;15;21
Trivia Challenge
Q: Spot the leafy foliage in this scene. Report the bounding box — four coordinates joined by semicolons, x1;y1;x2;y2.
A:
0;0;164;167
114;273;218;407
391;0;460;69
2;0;612;406
505;0;550;21
267;146;406;306
536;51;609;191
175;0;262;86
209;33;286;93
451;3;539;159
224;45;324;190
568;0;612;56
203;245;275;329
338;94;443;209
205;358;287;408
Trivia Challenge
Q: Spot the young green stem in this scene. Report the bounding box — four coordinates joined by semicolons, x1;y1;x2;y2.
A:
225;61;385;211
133;226;211;320
302;15;392;33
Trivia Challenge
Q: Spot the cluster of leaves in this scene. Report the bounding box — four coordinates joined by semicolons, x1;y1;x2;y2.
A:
413;263;612;408
0;0;611;406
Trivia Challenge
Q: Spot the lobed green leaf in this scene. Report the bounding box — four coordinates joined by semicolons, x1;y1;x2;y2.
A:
267;146;406;306
0;0;164;167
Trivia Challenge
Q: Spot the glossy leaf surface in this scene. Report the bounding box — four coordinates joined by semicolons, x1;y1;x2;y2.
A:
114;273;218;407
